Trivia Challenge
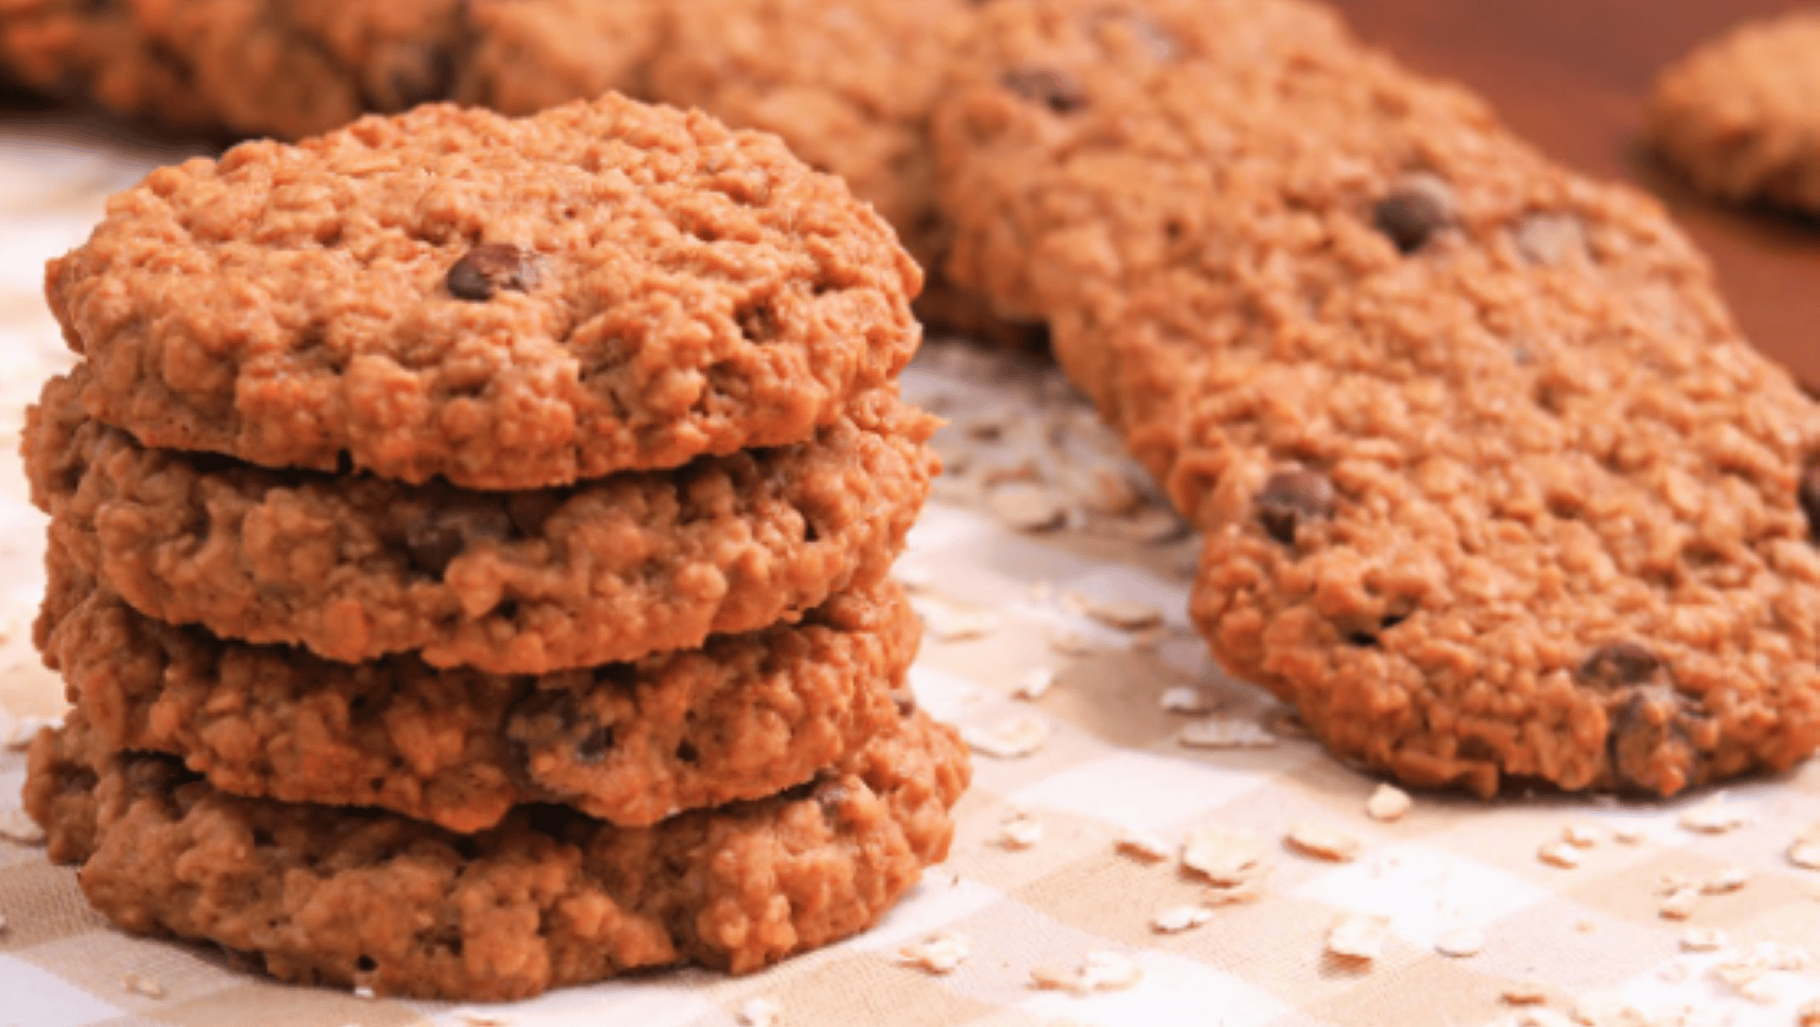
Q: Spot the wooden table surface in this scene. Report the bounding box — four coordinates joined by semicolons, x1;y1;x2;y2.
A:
1330;0;1820;388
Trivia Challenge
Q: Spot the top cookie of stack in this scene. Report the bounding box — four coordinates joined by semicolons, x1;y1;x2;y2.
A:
47;91;922;490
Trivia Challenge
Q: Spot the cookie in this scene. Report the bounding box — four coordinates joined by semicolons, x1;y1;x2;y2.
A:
1650;11;1820;214
41;542;919;832
934;0;1820;796
48;95;922;488
28;368;935;673
452;0;665;118
125;0;464;141
26;703;967;1001
0;0;214;133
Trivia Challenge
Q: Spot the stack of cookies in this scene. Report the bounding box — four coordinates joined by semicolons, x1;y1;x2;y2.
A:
19;94;968;1001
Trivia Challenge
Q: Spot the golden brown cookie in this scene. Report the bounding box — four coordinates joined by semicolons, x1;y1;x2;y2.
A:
40;542;920;832
933;0;1820;796
26;703;968;1001
49;95;922;488
1650;11;1820;214
28;368;935;673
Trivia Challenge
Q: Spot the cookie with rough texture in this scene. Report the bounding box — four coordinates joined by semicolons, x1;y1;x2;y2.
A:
452;0;665;118
40;542;919;832
0;0;213;132
934;0;1820;796
26;703;967;1001
0;0;461;140
1650;11;1820;214
49;95;922;488
28;368;935;673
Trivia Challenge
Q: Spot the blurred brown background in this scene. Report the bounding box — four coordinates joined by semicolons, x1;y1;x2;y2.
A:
1332;0;1820;388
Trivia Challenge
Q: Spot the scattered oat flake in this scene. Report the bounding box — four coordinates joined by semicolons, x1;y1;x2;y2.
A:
1659;886;1700;921
1611;824;1646;845
1502;981;1550;1005
1537;841;1581;869
913;600;1000;642
737;996;781;1027
456;1016;512;1027
1679;796;1743;834
989;483;1066;531
1202;881;1263;907
0;807;44;846
1434;927;1485;958
1181;827;1265;885
1562;823;1600;848
1030;951;1144;995
1326;913;1390;962
1510;1011;1575;1027
961;716;1050;759
1790;827;1820;870
1013;667;1056;701
1569;992;1636;1027
1109;506;1183;543
1178;716;1277;750
999;809;1044;850
1048;630;1101;657
1365;783;1412;822
1159;685;1214;715
1083;597;1163;631
1679;927;1727;952
1702;865;1749;894
1285;822;1361;862
899;931;972;974
122;973;165;999
1115;829;1170;864
1151;905;1214;934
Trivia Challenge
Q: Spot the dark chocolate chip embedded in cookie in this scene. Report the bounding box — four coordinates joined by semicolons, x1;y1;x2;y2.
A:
934;0;1820;797
25;704;969;1002
38;545;919;832
47;94;923;488
27;368;937;673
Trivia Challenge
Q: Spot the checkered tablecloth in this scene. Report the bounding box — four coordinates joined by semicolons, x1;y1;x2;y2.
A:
2;116;1818;1027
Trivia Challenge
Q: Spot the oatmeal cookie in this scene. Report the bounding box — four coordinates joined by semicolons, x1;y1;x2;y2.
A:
934;0;1820;796
48;95;922;488
28;369;935;673
40;544;919;832
0;0;213;133
26;704;967;1001
1650;11;1820;214
452;0;665;118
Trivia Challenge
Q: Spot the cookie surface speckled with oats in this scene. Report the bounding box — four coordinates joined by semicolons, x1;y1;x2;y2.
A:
26;704;967;1001
48;94;922;488
39;543;921;833
933;0;1820;796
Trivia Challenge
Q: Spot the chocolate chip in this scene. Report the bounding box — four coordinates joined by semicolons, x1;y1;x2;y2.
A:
1002;67;1086;114
892;691;917;717
1577;641;1664;689
1607;684;1699;795
1373;174;1456;253
447;243;542;301
405;512;465;576
1256;469;1335;545
1799;464;1820;540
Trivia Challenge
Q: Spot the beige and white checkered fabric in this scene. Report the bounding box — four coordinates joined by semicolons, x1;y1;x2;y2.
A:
2;121;1819;1027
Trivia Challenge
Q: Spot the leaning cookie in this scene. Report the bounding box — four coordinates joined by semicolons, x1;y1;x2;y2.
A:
28;369;935;673
0;0;214;132
48;95;922;488
27;705;967;1001
935;0;1820;796
41;543;918;832
1649;11;1820;214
